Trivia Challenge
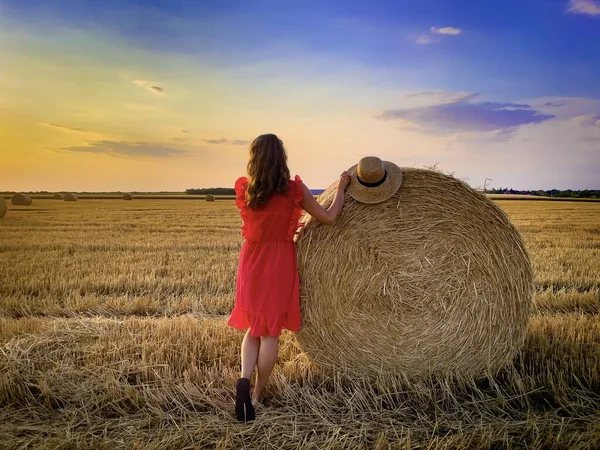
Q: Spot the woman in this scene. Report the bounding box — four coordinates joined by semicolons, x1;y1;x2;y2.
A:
227;133;350;422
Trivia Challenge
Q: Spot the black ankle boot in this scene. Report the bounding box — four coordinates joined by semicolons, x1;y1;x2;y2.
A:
235;378;255;422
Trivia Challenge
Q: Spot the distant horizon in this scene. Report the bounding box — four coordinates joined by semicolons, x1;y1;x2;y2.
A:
2;187;599;195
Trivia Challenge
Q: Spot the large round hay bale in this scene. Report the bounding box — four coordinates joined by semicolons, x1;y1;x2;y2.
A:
296;167;533;378
0;197;7;218
64;193;78;202
123;193;133;200
205;194;215;202
11;193;32;206
53;193;64;200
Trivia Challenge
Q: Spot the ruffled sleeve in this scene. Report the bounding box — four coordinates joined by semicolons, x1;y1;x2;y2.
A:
293;175;304;205
234;176;248;209
290;175;306;239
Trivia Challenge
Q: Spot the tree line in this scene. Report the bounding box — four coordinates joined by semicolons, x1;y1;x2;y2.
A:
185;188;235;195
487;188;599;198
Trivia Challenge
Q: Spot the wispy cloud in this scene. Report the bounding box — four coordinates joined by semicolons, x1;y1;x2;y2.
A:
39;123;88;133
567;0;600;16
431;26;462;35
576;114;600;127
132;80;165;95
415;26;462;44
376;92;554;136
403;90;477;104
526;97;600;121
61;140;186;157
202;137;249;146
583;115;600;127
415;35;433;45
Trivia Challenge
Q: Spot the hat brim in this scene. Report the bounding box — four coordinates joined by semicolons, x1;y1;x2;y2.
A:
347;161;403;204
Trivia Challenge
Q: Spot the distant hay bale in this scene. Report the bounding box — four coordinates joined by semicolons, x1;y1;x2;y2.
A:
64;193;78;202
296;167;533;378
11;193;32;206
123;193;133;200
205;194;215;202
0;197;7;218
53;193;64;200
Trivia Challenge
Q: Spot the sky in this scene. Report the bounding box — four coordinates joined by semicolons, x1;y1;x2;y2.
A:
1;0;599;191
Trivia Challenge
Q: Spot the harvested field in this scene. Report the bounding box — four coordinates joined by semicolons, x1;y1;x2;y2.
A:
0;199;599;449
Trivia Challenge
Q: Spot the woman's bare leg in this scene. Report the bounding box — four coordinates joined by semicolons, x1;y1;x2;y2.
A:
253;336;278;402
241;329;260;380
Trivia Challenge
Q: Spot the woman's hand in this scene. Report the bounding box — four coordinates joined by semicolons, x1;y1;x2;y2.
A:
300;171;350;225
338;171;351;191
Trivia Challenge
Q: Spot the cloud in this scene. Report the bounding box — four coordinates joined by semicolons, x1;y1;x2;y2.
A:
403;90;478;104
60;140;186;157
567;0;600;16
416;35;433;45
570;114;600;128
431;26;462;35
132;80;165;95
580;114;600;127
39;123;88;133
526;97;600;120
415;26;462;44
202;137;249;146
376;93;555;136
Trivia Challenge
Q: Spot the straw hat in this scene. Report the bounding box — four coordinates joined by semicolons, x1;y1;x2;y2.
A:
346;156;403;204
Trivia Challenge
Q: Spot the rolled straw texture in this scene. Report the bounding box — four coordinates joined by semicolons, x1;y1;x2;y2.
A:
11;194;32;206
0;197;6;218
205;194;215;202
64;193;78;202
296;168;533;378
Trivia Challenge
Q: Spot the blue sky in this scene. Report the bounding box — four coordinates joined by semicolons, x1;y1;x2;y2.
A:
6;0;597;96
1;0;599;190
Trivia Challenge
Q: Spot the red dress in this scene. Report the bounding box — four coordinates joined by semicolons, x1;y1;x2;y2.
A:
227;175;304;337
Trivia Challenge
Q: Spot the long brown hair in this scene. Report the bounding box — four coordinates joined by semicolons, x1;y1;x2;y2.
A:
245;134;291;209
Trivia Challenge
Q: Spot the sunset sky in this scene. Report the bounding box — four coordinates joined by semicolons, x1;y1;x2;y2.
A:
1;0;599;191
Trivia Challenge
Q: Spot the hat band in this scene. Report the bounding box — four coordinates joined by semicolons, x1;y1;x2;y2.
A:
357;170;387;188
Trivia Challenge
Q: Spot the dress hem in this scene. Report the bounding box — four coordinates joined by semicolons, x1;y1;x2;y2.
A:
227;306;301;337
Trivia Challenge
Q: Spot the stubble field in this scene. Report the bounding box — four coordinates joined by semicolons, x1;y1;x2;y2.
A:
1;198;599;449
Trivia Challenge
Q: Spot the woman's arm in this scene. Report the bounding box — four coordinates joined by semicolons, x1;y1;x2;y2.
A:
299;172;350;225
